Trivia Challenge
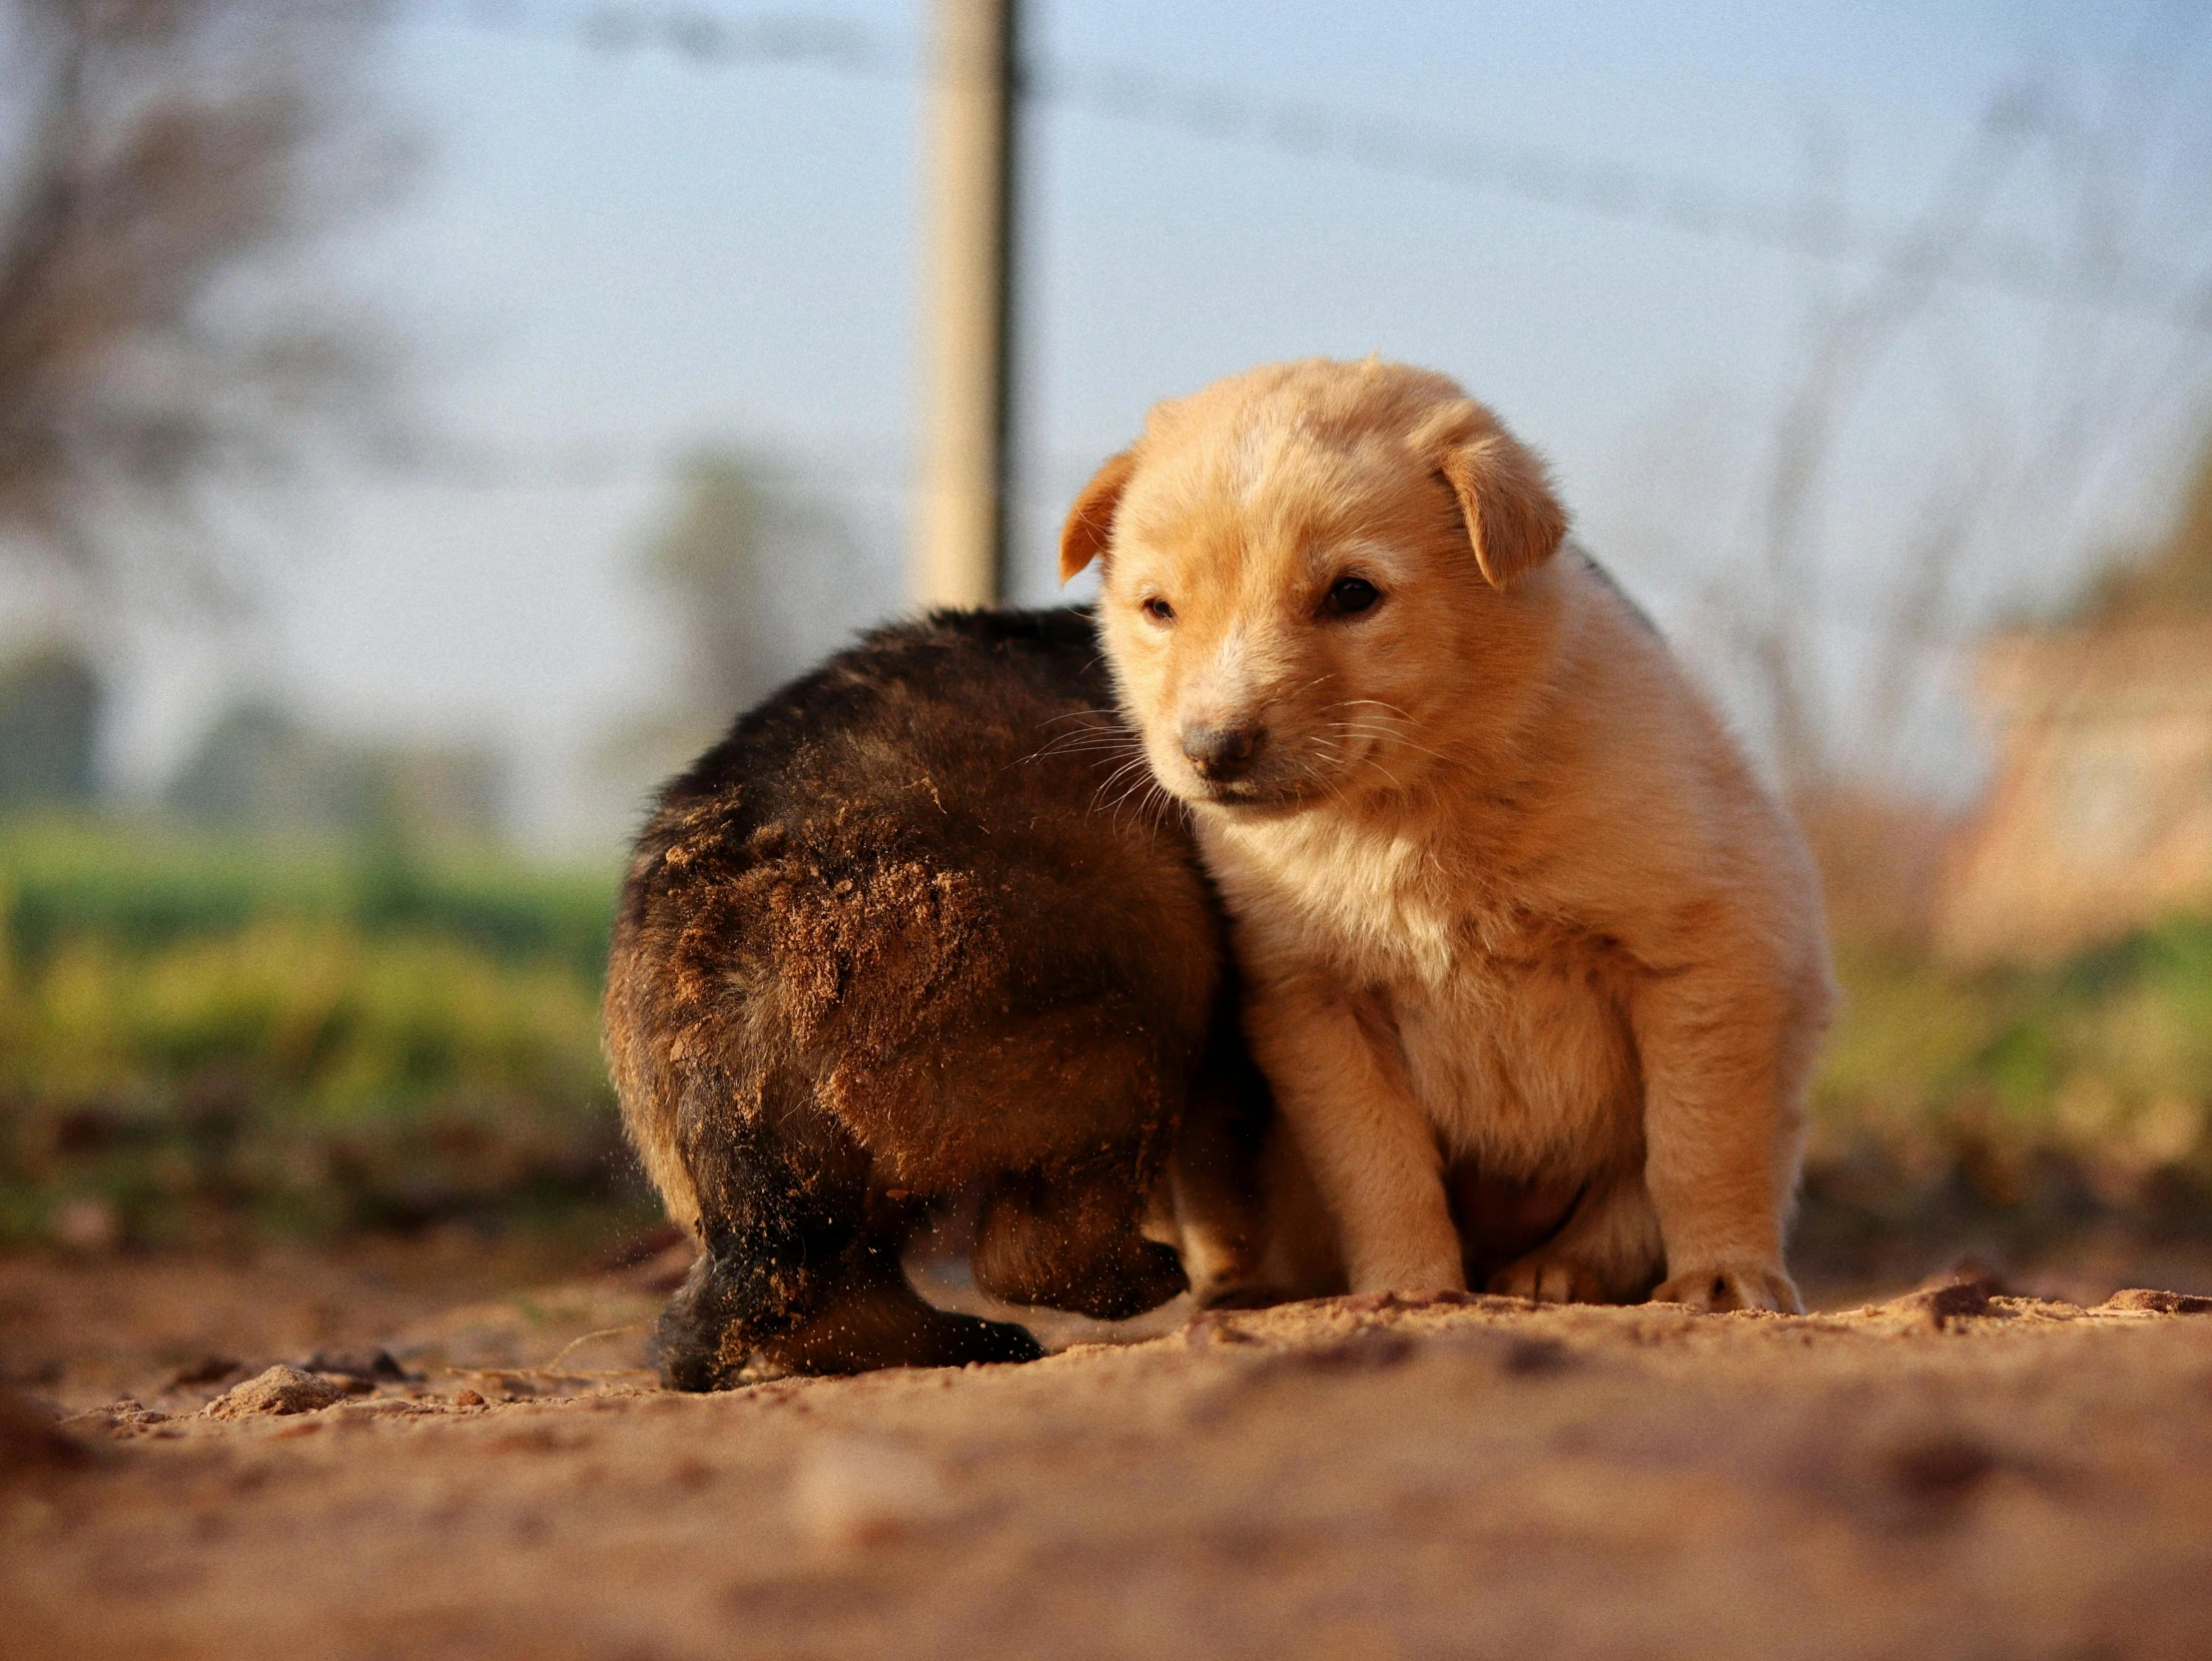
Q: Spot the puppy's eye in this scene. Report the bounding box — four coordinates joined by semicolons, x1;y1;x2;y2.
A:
1323;577;1381;616
1141;596;1175;624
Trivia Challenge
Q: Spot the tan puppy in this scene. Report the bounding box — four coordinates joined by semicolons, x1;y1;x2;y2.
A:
1060;358;1834;1311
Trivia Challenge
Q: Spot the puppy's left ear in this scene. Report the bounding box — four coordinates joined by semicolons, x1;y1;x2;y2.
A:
1059;449;1136;583
1422;405;1568;589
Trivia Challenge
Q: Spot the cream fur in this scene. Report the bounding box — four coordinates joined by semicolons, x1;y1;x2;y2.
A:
1062;358;1835;1312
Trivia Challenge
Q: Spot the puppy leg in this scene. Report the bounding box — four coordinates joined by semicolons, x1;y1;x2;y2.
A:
757;1238;1044;1375
1165;1027;1280;1308
1247;973;1463;1295
653;1246;772;1391
1486;1167;1664;1304
1254;1115;1348;1299
656;1096;1039;1386
973;1157;1188;1320
1630;963;1811;1314
653;1108;838;1390
659;1224;1043;1385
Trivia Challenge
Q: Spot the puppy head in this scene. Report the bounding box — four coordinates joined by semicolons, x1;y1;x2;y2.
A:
1062;358;1569;816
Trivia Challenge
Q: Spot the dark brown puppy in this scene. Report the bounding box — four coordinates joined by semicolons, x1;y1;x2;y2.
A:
605;607;1264;1387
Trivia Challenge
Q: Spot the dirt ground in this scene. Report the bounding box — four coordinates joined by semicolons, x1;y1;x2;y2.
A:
5;1239;2212;1661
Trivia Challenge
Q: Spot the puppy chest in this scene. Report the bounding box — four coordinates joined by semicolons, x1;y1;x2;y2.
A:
1216;828;1461;986
1391;953;1641;1167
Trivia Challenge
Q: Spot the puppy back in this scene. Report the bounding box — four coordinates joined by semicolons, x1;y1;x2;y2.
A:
604;607;1223;1223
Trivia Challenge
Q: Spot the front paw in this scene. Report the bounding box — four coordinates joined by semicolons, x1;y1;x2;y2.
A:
1653;1262;1802;1314
929;1312;1047;1367
1488;1252;1609;1305
1192;1279;1290;1311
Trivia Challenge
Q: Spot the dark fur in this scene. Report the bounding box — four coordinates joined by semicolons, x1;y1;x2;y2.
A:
604;607;1264;1386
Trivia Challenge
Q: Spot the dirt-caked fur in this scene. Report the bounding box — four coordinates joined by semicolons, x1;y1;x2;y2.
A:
604;607;1267;1386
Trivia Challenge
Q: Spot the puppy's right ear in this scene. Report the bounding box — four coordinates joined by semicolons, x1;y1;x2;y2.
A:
1059;449;1136;583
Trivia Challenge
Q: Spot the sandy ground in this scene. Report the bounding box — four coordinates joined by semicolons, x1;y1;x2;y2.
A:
6;1243;2212;1661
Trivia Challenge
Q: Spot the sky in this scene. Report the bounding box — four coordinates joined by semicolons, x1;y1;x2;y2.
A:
75;0;2212;853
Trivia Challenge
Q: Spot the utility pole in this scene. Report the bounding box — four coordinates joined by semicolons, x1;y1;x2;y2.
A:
912;0;1019;609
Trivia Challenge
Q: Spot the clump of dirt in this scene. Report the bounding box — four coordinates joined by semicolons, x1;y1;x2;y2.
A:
200;1365;350;1420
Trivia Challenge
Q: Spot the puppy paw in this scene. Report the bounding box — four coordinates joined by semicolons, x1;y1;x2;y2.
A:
1192;1280;1290;1312
935;1313;1048;1366
1653;1263;1802;1314
1487;1252;1609;1305
760;1309;1046;1375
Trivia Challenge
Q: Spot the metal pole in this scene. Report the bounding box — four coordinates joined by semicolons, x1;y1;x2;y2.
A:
912;0;1018;610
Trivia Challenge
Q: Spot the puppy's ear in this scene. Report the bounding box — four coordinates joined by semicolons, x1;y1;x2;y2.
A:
1425;407;1568;589
1059;449;1136;583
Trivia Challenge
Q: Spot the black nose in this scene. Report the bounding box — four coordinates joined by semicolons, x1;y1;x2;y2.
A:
1181;724;1263;781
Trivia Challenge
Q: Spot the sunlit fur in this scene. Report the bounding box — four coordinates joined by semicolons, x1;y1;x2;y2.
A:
1064;358;1836;1312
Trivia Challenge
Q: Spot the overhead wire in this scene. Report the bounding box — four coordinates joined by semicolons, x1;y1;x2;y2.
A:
412;0;2212;332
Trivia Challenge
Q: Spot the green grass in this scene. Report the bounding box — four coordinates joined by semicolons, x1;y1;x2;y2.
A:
0;813;617;982
1806;918;2212;1257
1818;920;2212;1162
0;814;637;1247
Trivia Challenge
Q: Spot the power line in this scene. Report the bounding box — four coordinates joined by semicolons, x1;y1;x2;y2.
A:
414;1;2212;333
423;0;899;73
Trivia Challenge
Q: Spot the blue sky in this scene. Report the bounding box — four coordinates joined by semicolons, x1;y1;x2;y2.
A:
95;0;2212;848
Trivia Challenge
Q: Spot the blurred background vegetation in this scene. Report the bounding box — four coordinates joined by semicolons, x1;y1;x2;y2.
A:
4;800;2210;1271
0;814;636;1250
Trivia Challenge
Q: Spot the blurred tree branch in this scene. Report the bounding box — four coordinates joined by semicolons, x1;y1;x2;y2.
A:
0;0;411;614
1733;89;2043;797
644;449;854;718
1710;30;2212;803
